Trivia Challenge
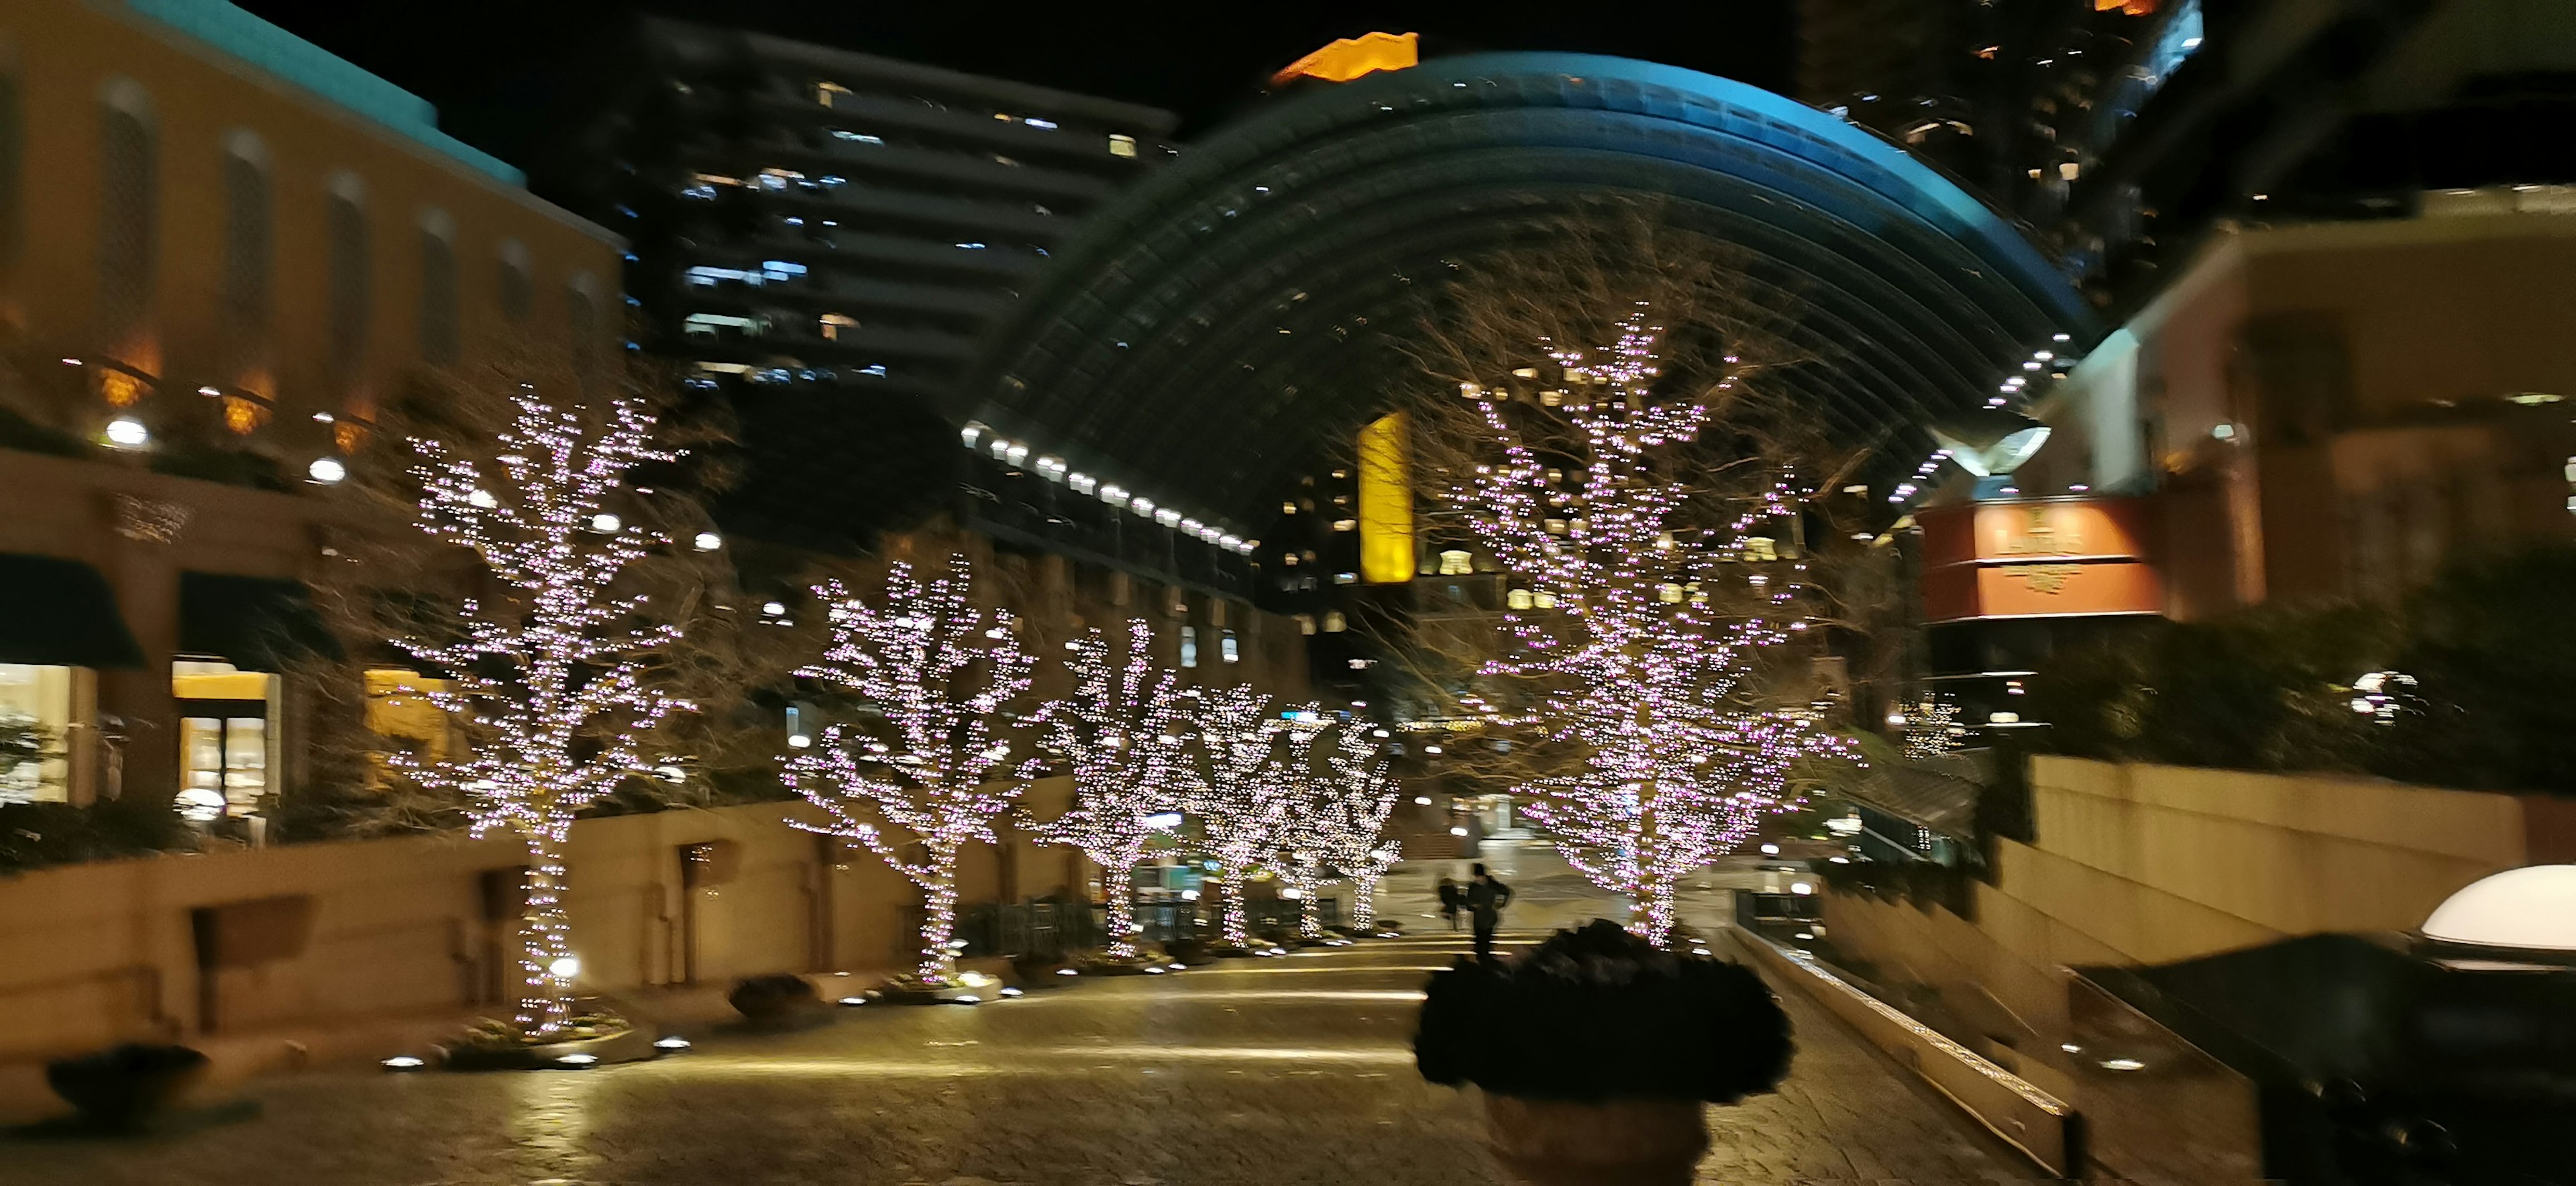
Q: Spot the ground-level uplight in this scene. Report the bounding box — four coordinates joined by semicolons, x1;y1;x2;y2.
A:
998;987;1024;998
1056;967;1080;977
652;1036;692;1053
557;1053;600;1067
381;1055;427;1071
839;995;867;1006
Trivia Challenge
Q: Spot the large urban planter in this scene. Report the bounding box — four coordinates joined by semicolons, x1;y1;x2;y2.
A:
1415;920;1792;1184
440;1008;657;1070
44;1044;210;1128
1483;1093;1709;1186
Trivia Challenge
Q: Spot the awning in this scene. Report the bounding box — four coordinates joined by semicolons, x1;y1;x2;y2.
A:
0;553;147;669
179;572;341;671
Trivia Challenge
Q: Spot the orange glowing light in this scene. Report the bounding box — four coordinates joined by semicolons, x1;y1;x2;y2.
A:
99;370;146;407
1271;32;1419;88
221;396;268;435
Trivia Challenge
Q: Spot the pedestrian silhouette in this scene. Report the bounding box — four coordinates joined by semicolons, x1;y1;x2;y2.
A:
1465;863;1513;962
1436;876;1462;931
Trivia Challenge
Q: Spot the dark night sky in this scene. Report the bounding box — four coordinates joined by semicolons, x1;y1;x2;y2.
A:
235;1;1799;163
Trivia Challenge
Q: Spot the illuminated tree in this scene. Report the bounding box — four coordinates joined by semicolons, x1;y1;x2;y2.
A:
1269;712;1338;940
1413;235;1862;948
782;555;1041;985
390;379;695;1037
1185;686;1299;949
1026;618;1196;960
1320;724;1403;930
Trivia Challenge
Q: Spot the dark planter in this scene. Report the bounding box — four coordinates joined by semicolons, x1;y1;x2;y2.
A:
1162;938;1214;965
44;1044;209;1127
1483;1093;1709;1186
728;973;824;1022
441;1023;658;1071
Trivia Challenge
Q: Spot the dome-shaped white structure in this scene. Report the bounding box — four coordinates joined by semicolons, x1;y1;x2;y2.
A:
2421;865;2576;951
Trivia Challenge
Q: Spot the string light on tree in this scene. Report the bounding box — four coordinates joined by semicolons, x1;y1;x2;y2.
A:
1444;306;1855;947
1026;618;1196;960
1183;686;1297;949
390;380;693;1038
1318;722;1403;930
1269;707;1338;940
781;555;1043;984
1902;695;1967;761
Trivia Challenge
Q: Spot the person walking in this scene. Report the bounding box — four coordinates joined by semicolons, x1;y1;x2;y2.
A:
1436;876;1462;931
1465;863;1513;962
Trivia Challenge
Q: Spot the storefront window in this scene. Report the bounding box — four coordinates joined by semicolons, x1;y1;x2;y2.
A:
172;659;278;821
363;668;451;782
0;663;76;802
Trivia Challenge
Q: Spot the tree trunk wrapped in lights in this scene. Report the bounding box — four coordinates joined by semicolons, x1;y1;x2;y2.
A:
782;554;1042;985
1184;686;1299;949
1026;618;1195;960
1406;223;1865;949
386;376;698;1038
1321;724;1403;930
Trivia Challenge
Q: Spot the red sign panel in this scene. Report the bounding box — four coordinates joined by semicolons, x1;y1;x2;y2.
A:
1919;498;2164;622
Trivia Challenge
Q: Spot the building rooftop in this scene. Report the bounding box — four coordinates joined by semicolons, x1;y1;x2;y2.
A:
120;0;526;186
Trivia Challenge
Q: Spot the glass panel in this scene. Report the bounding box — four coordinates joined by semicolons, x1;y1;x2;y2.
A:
223;716;267;810
0;663;73;803
178;716;227;821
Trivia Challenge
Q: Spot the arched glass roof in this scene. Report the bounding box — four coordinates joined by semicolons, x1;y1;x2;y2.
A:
959;52;2099;539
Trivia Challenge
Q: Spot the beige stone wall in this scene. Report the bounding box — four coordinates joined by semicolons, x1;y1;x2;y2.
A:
1818;756;2541;1068
0;786;1088;1061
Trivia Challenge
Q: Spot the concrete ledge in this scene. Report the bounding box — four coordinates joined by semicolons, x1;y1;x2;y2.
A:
1734;930;2081;1178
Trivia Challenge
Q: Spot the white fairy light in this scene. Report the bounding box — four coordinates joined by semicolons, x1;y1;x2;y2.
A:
781;555;1042;984
1183;686;1297;949
1443;305;1855;947
1026;618;1196;960
389;380;695;1038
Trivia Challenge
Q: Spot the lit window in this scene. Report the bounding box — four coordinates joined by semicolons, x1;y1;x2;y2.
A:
1437;550;1473;576
0;663;79;802
816;80;851;106
1295;614;1318;635
1332;519;1357;532
1220;631;1239;664
172;660;279;822
1533;592;1558;609
1506;589;1534;610
364;668;451;785
1108;133;1138;158
819;313;859;340
1179;627;1199;668
1658;584;1685;603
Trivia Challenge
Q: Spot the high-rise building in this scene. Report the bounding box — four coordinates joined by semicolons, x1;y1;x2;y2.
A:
539;18;1181;549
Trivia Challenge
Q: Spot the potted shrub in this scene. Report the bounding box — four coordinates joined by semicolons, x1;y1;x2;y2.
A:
729;973;824;1024
441;1005;656;1069
44;1044;210;1129
1415;920;1793;1185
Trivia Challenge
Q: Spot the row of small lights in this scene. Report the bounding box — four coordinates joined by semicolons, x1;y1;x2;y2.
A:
66;357;356;486
1886;333;2076;506
961;422;1259;556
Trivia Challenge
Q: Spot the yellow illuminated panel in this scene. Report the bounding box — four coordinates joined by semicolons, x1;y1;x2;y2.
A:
1271;32;1420;87
1357;411;1414;584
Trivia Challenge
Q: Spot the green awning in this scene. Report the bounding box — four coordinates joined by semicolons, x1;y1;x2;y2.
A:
179;572;341;671
0;553;147;669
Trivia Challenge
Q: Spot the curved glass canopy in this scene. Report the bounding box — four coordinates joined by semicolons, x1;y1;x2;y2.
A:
958;52;2099;540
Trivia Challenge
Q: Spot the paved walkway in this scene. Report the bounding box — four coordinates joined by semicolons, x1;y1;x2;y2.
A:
8;851;2044;1185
